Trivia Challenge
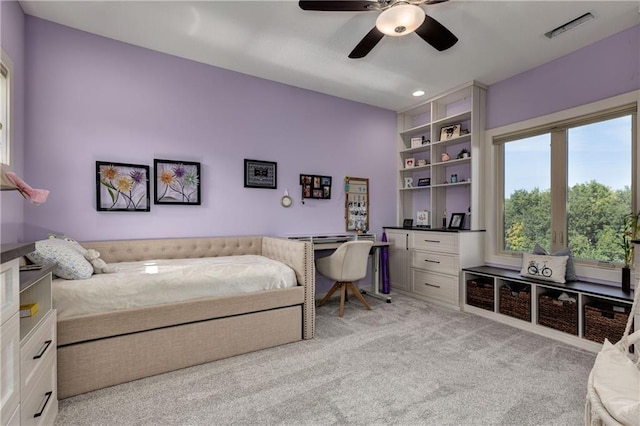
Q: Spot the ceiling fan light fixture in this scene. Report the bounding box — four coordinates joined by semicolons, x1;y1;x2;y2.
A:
376;4;425;37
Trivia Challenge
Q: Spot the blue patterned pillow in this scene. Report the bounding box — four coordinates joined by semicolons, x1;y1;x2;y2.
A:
26;238;93;280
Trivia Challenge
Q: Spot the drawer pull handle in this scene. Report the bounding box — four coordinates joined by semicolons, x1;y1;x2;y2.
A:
424;283;441;288
424;239;440;243
33;340;52;360
33;391;53;418
424;259;440;264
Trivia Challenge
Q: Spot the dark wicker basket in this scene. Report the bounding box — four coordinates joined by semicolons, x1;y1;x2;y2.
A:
466;279;494;311
499;284;531;322
584;303;630;344
538;292;578;335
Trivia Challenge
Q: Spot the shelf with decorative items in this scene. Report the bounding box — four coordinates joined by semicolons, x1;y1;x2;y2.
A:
396;81;485;230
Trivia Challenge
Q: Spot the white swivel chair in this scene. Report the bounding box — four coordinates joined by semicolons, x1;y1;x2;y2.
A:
316;240;374;317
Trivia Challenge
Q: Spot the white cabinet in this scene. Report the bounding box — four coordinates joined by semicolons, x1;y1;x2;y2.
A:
0;244;57;425
385;228;484;309
1;256;22;426
462;266;636;352
384;229;410;292
396;81;486;230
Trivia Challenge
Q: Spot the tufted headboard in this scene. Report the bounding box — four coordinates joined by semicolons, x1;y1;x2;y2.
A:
82;236;263;263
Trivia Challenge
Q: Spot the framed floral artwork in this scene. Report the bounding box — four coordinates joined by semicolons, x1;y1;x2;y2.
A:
96;161;150;212
154;159;201;205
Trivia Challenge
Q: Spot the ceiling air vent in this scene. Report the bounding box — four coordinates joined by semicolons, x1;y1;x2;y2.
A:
545;12;595;39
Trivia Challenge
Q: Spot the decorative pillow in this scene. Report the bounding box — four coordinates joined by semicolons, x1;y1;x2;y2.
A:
533;244;577;281
520;253;568;284
26;238;94;280
592;338;640;425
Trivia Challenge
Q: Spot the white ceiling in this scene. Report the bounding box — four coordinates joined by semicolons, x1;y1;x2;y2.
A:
19;0;640;111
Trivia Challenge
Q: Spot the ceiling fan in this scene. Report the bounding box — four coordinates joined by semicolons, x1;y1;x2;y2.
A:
299;0;458;59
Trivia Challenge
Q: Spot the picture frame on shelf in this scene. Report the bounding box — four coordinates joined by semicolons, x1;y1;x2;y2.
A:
154;159;201;205
244;159;277;189
416;210;430;227
403;219;413;228
96;161;150;212
410;137;422;148
405;158;415;168
417;178;430;187
448;212;466;230
440;124;461;141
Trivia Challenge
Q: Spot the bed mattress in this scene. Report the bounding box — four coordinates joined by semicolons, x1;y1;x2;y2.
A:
53;255;297;319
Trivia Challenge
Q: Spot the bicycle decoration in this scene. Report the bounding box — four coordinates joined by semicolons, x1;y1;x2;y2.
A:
520;252;569;284
527;259;553;278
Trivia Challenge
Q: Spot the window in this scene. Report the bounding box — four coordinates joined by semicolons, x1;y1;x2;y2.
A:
0;49;12;168
498;105;636;266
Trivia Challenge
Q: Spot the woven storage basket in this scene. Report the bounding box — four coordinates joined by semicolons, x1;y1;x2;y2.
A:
584;302;630;344
466;278;494;311
538;292;578;335
499;284;531;321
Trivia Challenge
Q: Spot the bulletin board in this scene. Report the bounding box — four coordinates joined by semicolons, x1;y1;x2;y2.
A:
344;176;369;232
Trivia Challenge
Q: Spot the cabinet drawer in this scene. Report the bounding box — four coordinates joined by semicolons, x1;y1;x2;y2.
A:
21;310;56;393
411;251;458;275
1;313;20;426
21;353;57;426
1;259;20;325
412;269;458;305
410;233;458;254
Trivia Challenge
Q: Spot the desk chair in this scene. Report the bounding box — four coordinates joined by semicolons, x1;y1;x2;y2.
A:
316;241;374;317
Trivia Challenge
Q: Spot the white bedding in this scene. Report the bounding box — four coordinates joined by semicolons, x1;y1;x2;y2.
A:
53;255;297;319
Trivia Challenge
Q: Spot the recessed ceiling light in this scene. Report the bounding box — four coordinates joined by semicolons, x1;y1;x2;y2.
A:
545;12;595;39
412;90;425;97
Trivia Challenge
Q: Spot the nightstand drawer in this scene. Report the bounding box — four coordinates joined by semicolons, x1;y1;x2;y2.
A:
412;269;458;305
21;310;56;393
411;251;458;275
21;353;57;426
410;233;458;253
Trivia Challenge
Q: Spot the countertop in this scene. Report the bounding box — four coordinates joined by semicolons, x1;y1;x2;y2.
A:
1;242;36;264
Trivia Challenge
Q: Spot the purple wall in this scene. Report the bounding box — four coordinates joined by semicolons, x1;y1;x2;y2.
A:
0;0;25;244
487;24;640;129
23;17;397;245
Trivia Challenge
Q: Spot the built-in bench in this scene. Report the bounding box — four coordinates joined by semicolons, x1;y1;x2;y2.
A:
461;265;636;352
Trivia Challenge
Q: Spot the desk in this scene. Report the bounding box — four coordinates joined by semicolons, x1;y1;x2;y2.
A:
310;240;391;303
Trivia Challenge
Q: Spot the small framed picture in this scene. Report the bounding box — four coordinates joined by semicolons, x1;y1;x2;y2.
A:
405;158;415;168
244;159;277;189
403;219;413;228
417;178;430;187
448;212;466;230
440;124;461;141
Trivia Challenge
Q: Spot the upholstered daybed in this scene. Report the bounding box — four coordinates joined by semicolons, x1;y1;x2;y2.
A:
53;236;315;399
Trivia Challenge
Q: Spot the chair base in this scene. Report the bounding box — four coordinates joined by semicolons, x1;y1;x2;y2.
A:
318;281;372;317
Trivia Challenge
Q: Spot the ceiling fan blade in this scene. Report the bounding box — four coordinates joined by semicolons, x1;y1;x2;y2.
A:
423;0;449;4
298;1;380;11
414;14;458;51
348;27;384;59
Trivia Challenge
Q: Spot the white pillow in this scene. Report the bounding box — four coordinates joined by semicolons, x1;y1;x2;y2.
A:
592;339;640;425
519;253;568;284
26;238;94;280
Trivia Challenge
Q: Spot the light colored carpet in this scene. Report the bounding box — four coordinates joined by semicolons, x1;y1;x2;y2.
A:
55;294;595;425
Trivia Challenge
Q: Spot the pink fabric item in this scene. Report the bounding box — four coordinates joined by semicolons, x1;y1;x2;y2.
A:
5;172;49;205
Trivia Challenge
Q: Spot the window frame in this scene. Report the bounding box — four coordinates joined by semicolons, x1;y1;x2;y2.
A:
0;48;13;170
484;90;640;284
